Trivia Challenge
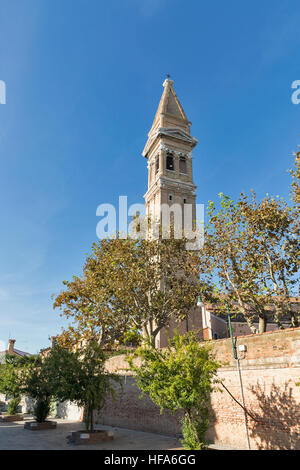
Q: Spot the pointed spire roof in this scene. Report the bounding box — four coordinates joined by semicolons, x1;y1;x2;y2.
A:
142;78;197;158
149;78;190;135
158;78;189;121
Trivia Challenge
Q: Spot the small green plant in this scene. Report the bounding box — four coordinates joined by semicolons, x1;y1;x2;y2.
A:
7;397;20;415
33;398;51;423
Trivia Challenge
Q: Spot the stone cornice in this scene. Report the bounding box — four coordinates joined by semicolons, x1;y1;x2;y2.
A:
144;176;197;200
142;127;197;157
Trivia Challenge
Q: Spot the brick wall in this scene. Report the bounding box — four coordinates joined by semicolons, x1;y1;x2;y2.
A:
97;327;300;450
230;321;290;337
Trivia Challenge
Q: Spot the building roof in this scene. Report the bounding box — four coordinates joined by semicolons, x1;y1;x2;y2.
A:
142;78;198;158
153;78;189;124
205;300;300;324
12;348;31;357
0;342;31;363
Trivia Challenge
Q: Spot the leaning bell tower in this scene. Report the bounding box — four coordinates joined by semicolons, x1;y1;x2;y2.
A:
142;78;201;348
142;77;198;227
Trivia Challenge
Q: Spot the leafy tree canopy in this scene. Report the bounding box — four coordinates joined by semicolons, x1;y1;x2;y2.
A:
128;331;220;449
199;190;299;333
54;232;203;348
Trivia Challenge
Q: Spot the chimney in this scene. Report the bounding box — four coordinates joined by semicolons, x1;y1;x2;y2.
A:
8;339;16;354
51;336;57;349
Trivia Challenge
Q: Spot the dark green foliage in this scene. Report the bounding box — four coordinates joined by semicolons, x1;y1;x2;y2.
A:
21;355;55;423
33;398;51;423
181;408;210;450
0;358;22;399
0;354;33;416
45;342;120;432
7;397;20;415
128;331;220;450
20;343;118;429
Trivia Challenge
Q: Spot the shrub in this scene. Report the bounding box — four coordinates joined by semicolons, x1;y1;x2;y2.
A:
128;330;220;450
33;398;51;423
7;397;20;415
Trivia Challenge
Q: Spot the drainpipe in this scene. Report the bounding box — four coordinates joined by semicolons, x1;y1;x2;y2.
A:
226;301;250;450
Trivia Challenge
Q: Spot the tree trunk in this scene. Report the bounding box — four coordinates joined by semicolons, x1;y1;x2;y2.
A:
84;407;89;431
274;308;284;330
290;312;299;328
90;405;94;433
142;325;151;344
245;316;257;334
258;315;267;334
86;404;94;432
186;410;200;445
151;329;160;348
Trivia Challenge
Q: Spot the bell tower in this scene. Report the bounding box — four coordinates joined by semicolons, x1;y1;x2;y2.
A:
142;78;202;348
142;78;198;227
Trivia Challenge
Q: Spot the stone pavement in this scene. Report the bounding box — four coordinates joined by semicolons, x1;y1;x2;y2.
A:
0;417;181;450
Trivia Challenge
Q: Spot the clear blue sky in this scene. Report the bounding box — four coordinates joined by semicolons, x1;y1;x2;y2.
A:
0;0;299;354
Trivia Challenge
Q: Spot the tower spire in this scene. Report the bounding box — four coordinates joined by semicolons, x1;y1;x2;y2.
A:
142;78;197;158
142;78;198;225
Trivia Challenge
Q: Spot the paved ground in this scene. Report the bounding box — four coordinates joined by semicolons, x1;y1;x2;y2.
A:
0;417;181;450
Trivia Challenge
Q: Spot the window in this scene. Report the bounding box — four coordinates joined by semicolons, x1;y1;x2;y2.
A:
169;194;173;202
179;156;187;173
166;154;174;171
183;198;187;204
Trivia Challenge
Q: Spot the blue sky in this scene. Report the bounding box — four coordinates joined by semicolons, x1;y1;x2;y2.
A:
0;0;299;353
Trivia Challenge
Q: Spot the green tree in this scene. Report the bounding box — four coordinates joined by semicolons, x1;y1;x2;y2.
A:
47;342;119;432
0;361;21;414
54;232;202;348
288;148;300;298
240;192;299;329
0;354;34;415
21;354;55;423
128;331;220;450
199;191;299;333
53;273;129;350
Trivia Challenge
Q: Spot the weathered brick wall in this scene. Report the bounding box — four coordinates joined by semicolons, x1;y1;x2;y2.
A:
97;376;182;436
97;327;300;449
208;327;300;449
230;321;290;338
209;365;300;449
